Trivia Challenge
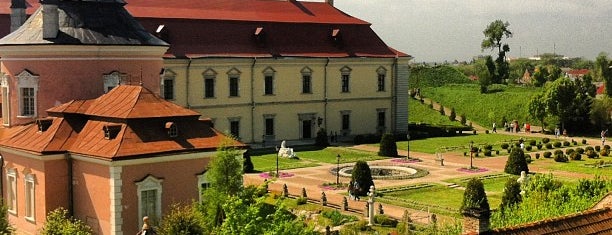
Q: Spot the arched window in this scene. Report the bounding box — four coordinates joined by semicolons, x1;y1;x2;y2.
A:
136;175;163;227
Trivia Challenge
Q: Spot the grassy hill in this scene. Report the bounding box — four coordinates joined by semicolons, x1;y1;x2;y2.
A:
409;98;463;127
410;65;473;88
420;84;542;127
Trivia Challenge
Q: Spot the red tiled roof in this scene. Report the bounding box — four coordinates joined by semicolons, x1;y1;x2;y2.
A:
0;118;75;154
567;69;590;76
597;84;605;95
493;207;612;235
84;86;199;119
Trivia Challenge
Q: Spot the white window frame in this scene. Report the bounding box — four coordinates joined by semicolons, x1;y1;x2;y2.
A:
196;172;210;202
24;173;35;222
301;66;313;94
227;68;241;97
16;70;39;118
263;67;276;95
136;175;163;228
203;68;217;99
377;66;387;92
6;168;17;215
340;66;352;93
1;74;10;126
161;69;176;100
103;71;125;93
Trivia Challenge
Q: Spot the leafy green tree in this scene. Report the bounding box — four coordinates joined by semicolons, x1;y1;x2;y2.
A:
528;93;547;131
532;66;548;87
542;78;580;131
315;128;329;147
378;133;398;157
158;204;205;235
0;200;14;234
545;65;562;82
504;148;529;175
594;52;610;82
351;161;374;196
499;178;522;211
208;140;244;196
590;96;612;129
481;20;512;84
243;149;254;173
460;178;490;215
41;208;93;235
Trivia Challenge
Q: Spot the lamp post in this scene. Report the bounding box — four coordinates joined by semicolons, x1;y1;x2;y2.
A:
336;154;341;185
406;134;410;159
469;140;474;169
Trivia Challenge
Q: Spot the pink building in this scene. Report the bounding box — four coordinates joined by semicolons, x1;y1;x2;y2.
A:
0;85;245;234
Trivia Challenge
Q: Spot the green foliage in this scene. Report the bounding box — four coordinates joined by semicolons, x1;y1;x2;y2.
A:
409;99;463;127
373;214;398;227
449;107;457;121
553;141;562;148
500;143;509;149
460;114;467;125
554;153;569;162
542;137;550;143
543;151;552;158
321;210;358;226
158;204;205;235
351;161;374;197
242;149;254;173
378;133;398;157
315;128;329;147
0;200;13;235
481;20;512;84
539;77;594;131
595;52;612;95
438;105;445;116
41;208;93;235
409;65;471;88
500;178;522;211
460;178;490;214
208;141;244;196
569;152;582;161
296;197;307;205
504;148;529;175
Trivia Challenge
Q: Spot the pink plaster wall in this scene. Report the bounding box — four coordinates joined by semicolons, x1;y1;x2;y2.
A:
0;58;163;126
120;157;210;235
71;159;111;235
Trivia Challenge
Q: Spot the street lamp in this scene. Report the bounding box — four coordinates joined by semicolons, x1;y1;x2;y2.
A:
469;140;474;169
336;154;341;185
406;134;410;159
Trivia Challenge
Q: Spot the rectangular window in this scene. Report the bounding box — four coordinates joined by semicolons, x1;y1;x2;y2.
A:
264;76;274;95
7;170;16;214
378;111;386;127
21;87;35;116
265;118;274;136
141;189;157;223
163;78;174;100
229;77;239;97
2;87;9;125
25;177;35;220
341;75;350;93
342;114;350;130
302;75;312;94
230;120;240;138
204;78;215;98
377;74;385;91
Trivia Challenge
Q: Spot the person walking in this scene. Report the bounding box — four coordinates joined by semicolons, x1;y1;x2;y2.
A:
492;122;497;133
137;216;157;235
602;129;608;146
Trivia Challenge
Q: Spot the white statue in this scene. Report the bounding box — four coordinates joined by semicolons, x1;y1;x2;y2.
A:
278;140;297;158
516;171;529;195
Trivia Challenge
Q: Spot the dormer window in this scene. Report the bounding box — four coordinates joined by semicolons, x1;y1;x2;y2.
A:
254;27;265;47
165;122;178;138
36;118;53;132
103;124;122;140
331;28;342;47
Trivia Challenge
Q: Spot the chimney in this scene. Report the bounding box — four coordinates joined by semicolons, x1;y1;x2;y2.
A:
10;0;27;32
462;209;491;235
325;0;334;6
41;0;59;39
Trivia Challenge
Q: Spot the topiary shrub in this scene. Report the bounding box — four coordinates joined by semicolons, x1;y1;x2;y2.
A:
546;143;553;149
543;151;552;158
542;137;550;144
585;146;595;152
449;107;456;121
553;142;562;148
315;128;329;147
243;149;255;173
554;149;564;156
601;149;609;156
158;204;205;235
374;214;398;227
605;145;611;150
501;143;509;149
577;147;585;154
554;153;568;162
537;143;543;149
460;114;467;125
586;149;599;159
351;161;374;197
535;153;540;159
504;148;529;175
525;145;532;151
596;145;601;152
565;148;575;155
563;140;569;147
484;150;492;157
41;208;94;235
484;145;493;151
499;177;522;211
378;133;398;157
572;140;578;145
528;140;536;146
569;152;582;161
460;178;490;216
582;139;587;144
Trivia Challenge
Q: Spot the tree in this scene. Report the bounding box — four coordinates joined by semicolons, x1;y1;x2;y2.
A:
532;66;548;87
449;107;457;121
481;20;512;84
460;178;490;215
594;52;610;82
504;148;529;175
542;78;579;131
41;208;93;235
528;93;547;131
499;178;522;211
0;200;14;234
242;149;254;173
315;128;329;147
590;96;612;129
158;204;205;235
208;140;244;196
378;133;398;157
351;161;374;197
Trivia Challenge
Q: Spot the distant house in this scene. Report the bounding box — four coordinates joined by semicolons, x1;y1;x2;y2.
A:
566;69;590;81
0;85;245;235
517;69;531;84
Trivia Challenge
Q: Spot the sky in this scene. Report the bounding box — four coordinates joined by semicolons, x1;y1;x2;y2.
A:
316;0;612;63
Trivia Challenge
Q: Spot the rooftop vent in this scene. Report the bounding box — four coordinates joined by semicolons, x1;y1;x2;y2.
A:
155;24;169;43
254;27;266;47
165;122;178;138
103;124;122;140
36;118;53;132
331;28;343;48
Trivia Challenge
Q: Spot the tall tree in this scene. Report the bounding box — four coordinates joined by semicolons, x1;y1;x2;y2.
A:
528;93;547;131
595;52;612;95
481;20;512;84
460;178;490;215
207;140;244;196
590;96;612;129
504;148;529;175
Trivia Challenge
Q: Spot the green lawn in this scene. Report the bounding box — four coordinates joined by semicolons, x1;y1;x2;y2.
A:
538;157;612;175
395;133;543;154
444;174;515;193
409;98;463;127
251;147;388;172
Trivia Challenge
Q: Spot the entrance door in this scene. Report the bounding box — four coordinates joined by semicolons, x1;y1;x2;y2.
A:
302;120;312;139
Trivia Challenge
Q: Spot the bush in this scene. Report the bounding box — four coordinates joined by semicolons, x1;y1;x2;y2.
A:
505;148;529;175
296;197;307;205
535;153;540;159
501;143;509;149
0;199;13;235
341;220;371;233
322;210;358;226
569;152;582;161
537;143;543;149
315;128;329;147
525;154;532;163
554;153;569;162
525;145;532;151
499;178;522;211
243;149;255;173
41;208;93;235
582;139;587;144
586;149;599;159
439;105;445;115
565;148;575;155
605;145;611;150
563;141;570;146
543;151;552;158
374;214;398;227
554;149;564;156
542;137;550;144
576;147;585;154
378;133;398;157
449;107;456;121
528;140;536;146
158;204;205;235
460;178;490;214
596;145;601;152
484;150;492;156
545;143;553;149
553;142;562;148
572;140;578;145
484;144;493;151
460;114;467;125
601;149;609;156
351;161;374;197
585;146;595;152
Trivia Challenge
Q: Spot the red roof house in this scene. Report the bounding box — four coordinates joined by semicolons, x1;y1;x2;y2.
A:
0;85;245;235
